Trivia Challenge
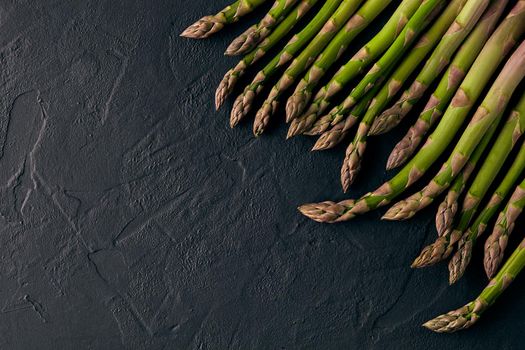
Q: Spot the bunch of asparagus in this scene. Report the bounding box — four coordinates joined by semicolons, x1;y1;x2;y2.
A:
182;0;525;333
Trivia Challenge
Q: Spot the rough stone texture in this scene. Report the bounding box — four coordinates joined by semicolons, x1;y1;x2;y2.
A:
1;1;525;349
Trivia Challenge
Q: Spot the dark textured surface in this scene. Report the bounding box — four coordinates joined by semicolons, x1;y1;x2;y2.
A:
1;1;524;349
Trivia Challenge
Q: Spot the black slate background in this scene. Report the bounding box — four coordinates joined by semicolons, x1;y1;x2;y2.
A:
1;1;524;349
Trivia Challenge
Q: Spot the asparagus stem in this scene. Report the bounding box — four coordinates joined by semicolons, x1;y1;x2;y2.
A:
338;0;468;190
411;41;525;268
215;0;317;109
424;235;525;333
435;123;498;237
229;0;342;127
302;0;466;142
386;0;509;169
253;0;367;136
181;0;270;39
299;9;525;224
370;0;491;135
225;0;300;56
450;103;525;284
485;94;525;279
285;0;392;122
289;0;424;134
385;73;524;223
316;0;446;135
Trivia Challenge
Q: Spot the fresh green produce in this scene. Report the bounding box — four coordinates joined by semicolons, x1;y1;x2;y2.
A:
225;0;300;56
230;0;342;127
295;0;467;141
435;123;499;237
310;82;378;150
411;40;525;268
369;0;491;135
484;93;525;278
287;0;423;134
385;81;523;223
450;139;525;284
310;0;446;139
253;0;367;136
337;0;469;191
181;0;271;39
386;0;509;169
285;0;393;121
424;234;525;333
184;0;525;332
215;0;318;109
485;178;525;279
299;14;525;224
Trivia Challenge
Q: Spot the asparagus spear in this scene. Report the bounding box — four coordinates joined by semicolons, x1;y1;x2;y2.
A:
370;0;491;135
317;0;468;181
293;0;467;140
414;123;503;268
316;0;446;133
450;140;525;284
411;41;525;268
285;0;393;121
252;0;367;136
181;0;270;39
230;0;342;127
386;0;510;170
288;0;423;133
424;234;525;333
225;0;300;56
485;178;525;279
215;0;317;109
385;79;524;222
299;11;525;224
435;123;498;237
484;93;525;278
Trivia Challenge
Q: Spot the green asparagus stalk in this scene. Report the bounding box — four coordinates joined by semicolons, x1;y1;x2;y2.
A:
320;0;468;177
339;0;468;190
385;79;524;223
484;93;525;278
424;235;525;333
386;0;510;170
215;0;317;109
435;122;498;237
229;0;342;127
450;139;525;284
414;126;501;268
316;0;446;134
288;0;423;133
299;12;525;224
293;0;467;140
370;0;491;135
225;0;300;56
181;0;270;39
285;0;393;121
252;0;366;136
485;179;525;279
411;41;525;268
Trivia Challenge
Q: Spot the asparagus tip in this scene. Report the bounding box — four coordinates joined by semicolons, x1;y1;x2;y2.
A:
423;303;478;333
286;94;305;123
299;200;356;223
180;16;220;39
411;237;450;268
483;235;505;279
230;91;253;128
254;103;272;137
